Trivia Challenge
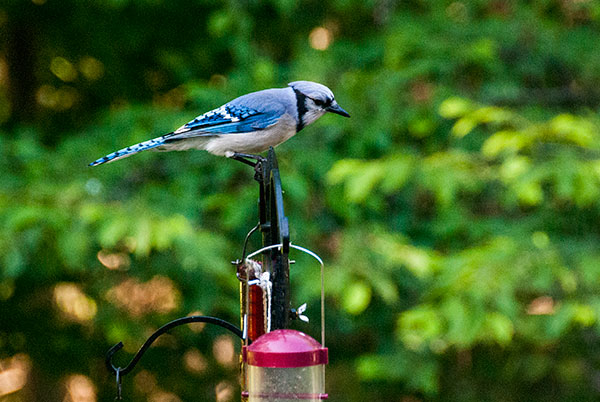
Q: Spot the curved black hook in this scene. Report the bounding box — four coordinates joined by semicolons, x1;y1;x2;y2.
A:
105;315;245;377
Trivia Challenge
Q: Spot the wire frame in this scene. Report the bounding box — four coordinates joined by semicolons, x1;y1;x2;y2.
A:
245;243;326;347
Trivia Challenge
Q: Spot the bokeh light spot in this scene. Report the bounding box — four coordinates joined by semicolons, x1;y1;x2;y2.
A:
97;250;130;270
85;178;103;196
36;85;79;110
183;348;207;375
106;276;180;317
134;370;157;394
0;354;30;397
527;296;555;315
212;335;236;368
51;57;78;82
209;74;227;88
532;231;550;249
215;380;234;402
54;283;97;323
187;310;206;333
79;56;104;81
149;391;181;402
64;374;96;402
0;58;8;86
446;1;468;22
309;27;333;51
0;280;15;301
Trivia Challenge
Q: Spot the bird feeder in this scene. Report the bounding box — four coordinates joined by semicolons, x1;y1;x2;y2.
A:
242;329;328;401
104;149;330;401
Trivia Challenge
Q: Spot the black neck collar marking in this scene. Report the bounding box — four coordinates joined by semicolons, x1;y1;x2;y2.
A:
292;88;307;132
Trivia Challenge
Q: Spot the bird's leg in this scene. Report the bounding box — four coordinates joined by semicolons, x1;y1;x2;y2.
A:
230;153;267;181
230;153;265;167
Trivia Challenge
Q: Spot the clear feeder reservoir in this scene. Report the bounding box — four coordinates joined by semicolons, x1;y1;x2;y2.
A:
242;329;328;401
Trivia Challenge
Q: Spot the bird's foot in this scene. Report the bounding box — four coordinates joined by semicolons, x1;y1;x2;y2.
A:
229;153;267;181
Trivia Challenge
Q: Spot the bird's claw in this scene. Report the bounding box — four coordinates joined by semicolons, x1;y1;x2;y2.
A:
230;153;267;181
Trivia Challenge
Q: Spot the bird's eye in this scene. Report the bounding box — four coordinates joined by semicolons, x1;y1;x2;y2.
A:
312;98;325;107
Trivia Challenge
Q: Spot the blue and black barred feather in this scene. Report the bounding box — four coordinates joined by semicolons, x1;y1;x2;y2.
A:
88;136;171;166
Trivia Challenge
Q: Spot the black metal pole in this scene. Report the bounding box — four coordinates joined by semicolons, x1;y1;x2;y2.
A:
259;148;290;330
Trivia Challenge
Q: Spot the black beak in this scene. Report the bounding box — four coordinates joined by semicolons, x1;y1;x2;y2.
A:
327;102;350;117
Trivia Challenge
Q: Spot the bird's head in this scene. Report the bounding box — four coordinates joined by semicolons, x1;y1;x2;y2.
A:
288;81;350;129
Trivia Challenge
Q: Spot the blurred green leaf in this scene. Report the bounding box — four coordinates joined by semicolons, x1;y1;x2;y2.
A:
3;1;600;400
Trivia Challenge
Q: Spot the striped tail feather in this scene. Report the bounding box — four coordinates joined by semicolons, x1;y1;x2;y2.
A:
88;134;170;166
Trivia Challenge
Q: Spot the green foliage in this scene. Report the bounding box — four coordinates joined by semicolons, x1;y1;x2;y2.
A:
2;1;600;401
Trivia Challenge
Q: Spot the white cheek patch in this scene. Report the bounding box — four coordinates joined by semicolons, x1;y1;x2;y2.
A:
301;109;327;127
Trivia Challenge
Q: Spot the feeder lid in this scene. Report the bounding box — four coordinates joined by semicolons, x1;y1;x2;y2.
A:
244;329;328;367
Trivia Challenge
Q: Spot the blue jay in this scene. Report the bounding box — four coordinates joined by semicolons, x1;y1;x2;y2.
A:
89;81;349;166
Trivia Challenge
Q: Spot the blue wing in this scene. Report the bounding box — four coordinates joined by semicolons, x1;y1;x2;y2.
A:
167;104;280;139
89;100;282;166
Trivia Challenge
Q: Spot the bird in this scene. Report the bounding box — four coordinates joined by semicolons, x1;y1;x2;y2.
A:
89;81;350;166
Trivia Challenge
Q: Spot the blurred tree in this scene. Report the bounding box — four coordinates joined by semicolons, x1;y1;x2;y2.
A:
2;0;600;401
